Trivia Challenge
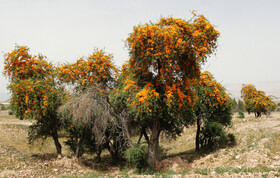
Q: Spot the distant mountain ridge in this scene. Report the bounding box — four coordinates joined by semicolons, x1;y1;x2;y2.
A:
224;81;280;100
0;92;10;103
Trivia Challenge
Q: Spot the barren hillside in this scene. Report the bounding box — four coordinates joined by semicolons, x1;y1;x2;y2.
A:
1;110;280;177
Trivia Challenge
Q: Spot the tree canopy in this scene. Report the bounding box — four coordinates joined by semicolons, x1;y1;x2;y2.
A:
3;46;65;154
241;84;276;117
114;14;220;165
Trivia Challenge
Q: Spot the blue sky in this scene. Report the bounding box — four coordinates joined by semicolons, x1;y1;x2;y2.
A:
1;0;280;95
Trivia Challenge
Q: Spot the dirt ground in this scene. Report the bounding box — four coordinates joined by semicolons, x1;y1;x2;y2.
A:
0;111;280;177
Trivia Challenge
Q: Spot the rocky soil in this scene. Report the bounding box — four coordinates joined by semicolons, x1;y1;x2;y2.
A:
0;111;280;177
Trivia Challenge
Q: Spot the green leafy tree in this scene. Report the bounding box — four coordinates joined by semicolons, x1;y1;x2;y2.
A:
0;104;5;111
231;98;237;112
237;110;245;118
237;99;245;112
116;13;220;166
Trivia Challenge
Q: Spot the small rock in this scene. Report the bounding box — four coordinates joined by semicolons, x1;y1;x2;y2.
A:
237;165;242;169
57;154;62;159
53;168;58;172
210;171;216;175
235;155;240;159
171;163;179;172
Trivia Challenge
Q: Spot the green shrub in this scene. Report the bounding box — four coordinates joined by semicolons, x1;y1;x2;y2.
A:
227;133;236;145
0;104;5;111
125;144;148;172
64;123;96;157
8;110;14;115
238;111;245;118
200;121;227;149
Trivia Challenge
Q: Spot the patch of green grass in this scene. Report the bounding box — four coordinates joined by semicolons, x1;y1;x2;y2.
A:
194;168;209;175
240;148;246;153
214;167;233;175
213;152;219;158
247;143;256;149
213;165;277;175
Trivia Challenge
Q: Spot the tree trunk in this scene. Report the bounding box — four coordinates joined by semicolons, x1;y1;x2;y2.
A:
75;131;85;158
143;129;150;144
51;127;62;155
195;118;200;151
137;127;150;144
96;145;102;162
105;139;118;161
148;117;161;167
137;131;143;144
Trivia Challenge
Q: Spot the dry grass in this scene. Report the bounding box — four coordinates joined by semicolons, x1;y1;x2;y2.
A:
161;126;196;157
0;115;87;177
157;112;280;176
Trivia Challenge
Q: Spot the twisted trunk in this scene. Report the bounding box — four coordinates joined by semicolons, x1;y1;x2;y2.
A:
75;131;85;158
51;125;62;155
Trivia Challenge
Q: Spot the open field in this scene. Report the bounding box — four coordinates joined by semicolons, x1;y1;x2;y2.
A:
1;111;280;177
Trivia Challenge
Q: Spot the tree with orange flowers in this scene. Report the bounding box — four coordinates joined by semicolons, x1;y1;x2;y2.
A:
3;45;65;155
194;71;233;151
241;84;276;117
56;48;118;92
119;13;220;166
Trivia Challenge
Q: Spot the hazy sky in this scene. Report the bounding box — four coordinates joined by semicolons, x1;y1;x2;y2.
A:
1;0;280;94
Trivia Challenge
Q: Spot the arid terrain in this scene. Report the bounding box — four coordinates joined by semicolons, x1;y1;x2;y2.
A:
1;110;280;177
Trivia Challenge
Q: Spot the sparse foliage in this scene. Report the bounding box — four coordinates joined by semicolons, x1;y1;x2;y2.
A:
59;87;128;159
